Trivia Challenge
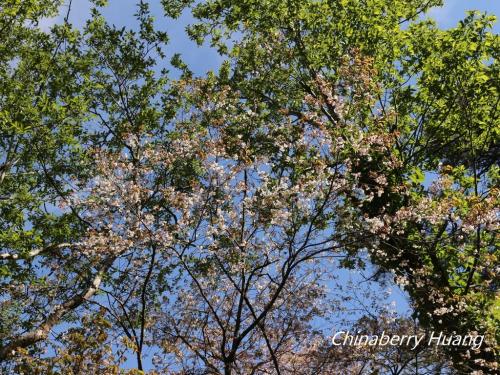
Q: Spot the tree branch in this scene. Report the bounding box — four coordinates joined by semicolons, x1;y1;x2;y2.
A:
0;255;116;361
0;243;76;261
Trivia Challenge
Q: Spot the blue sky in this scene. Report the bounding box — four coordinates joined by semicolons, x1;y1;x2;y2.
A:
428;0;500;30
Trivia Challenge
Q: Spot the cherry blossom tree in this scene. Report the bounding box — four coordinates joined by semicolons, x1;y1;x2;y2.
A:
1;0;498;373
1;55;400;372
